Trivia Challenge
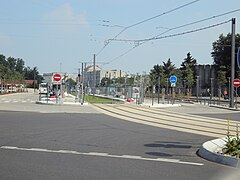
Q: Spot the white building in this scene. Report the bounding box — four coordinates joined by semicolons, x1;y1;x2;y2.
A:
84;66;125;88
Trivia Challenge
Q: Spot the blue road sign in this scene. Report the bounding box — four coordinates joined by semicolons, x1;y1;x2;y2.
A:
170;75;177;83
238;47;240;68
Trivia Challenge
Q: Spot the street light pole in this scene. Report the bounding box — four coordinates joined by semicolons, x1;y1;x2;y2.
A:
210;78;214;103
93;54;96;96
81;62;84;105
196;76;199;102
230;18;236;108
157;76;160;104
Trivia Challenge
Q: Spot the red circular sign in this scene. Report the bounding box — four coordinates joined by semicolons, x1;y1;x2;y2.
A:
53;73;61;81
233;79;240;87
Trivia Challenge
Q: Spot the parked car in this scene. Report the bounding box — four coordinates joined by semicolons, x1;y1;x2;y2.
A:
0;87;6;93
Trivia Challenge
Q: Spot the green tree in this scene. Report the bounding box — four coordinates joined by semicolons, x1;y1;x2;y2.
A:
100;77;110;86
15;58;25;73
0;54;7;67
180;52;197;82
66;78;77;86
23;66;43;84
149;64;163;90
6;57;17;71
185;64;194;97
217;66;227;98
212;33;240;80
162;58;176;77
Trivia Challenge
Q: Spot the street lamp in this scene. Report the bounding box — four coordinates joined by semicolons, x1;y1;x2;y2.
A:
196;76;199;102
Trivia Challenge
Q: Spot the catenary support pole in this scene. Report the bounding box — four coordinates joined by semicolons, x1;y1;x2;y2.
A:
230;18;236;108
93;54;96;96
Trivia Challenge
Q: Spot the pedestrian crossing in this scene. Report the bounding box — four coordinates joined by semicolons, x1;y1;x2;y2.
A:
0;98;36;104
94;104;239;138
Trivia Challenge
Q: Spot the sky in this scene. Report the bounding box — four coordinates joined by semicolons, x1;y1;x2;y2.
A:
0;0;239;75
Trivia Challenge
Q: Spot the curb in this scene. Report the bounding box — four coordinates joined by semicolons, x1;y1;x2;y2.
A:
36;101;89;106
198;138;240;167
209;105;240;111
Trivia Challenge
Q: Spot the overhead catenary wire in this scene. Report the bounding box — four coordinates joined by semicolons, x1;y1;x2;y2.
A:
102;8;240;65
110;8;240;42
110;20;232;43
95;0;201;56
102;19;232;66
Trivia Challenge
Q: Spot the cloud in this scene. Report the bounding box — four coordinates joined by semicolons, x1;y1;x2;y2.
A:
44;3;88;33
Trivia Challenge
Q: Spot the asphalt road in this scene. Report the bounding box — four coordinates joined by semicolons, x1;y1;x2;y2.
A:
0;93;239;179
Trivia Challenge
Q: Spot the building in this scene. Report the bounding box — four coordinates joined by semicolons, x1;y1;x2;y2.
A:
195;64;217;96
84;65;125;88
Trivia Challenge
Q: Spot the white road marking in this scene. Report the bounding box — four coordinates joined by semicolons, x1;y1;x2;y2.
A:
4;101;10;103
0;146;203;166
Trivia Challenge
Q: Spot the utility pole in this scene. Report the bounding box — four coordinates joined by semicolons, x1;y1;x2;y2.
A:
166;78;169;104
230;18;236;108
210;78;214;103
157;76;160;104
78;68;81;103
81;62;84;105
33;71;36;92
196;76;199;102
93;54;96;96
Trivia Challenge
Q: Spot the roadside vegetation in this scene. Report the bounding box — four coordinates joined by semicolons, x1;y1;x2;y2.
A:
148;33;240;98
222;118;240;158
0;54;42;87
85;95;123;104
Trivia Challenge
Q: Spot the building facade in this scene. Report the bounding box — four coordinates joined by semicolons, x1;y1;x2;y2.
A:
195;64;217;96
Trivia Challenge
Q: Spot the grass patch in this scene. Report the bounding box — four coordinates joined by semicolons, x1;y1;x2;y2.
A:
85;95;123;104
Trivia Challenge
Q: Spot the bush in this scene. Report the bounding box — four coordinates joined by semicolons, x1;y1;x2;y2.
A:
222;120;240;158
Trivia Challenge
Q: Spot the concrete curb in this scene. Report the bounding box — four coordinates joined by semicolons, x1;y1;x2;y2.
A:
141;103;182;108
209;105;240;111
36;101;89;106
198;137;240;167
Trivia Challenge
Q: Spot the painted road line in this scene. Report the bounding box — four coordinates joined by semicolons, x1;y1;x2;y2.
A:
4;101;10;103
0;146;203;166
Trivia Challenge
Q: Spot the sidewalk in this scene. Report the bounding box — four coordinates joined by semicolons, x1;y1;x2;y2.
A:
36;93;89;106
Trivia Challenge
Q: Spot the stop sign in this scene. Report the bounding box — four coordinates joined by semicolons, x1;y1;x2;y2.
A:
233;79;240;87
53;73;61;81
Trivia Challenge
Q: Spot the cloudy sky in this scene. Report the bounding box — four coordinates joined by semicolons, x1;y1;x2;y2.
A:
0;0;239;74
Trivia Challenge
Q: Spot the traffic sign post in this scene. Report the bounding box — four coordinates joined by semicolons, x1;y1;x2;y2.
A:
233;79;240;88
237;47;240;68
236;87;238;109
233;79;240;109
53;73;62;103
169;75;177;84
53;73;61;82
169;75;177;104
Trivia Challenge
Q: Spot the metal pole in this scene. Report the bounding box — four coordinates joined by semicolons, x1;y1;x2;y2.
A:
167;78;169;104
228;77;231;104
152;85;154;106
230;18;236;108
81;62;84;105
157;76;160;104
33;71;36;92
60;62;62;98
93;54;96;96
78;68;81;103
210;78;214;104
236;87;238;109
124;74;127;99
196;76;199;102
